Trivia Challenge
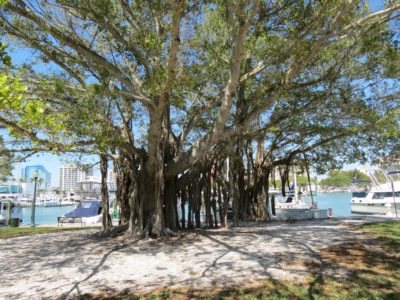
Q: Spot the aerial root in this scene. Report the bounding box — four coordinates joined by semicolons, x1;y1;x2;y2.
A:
166;228;178;236
95;223;128;238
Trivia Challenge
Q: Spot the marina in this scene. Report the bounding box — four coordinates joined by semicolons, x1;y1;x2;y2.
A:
18;192;354;226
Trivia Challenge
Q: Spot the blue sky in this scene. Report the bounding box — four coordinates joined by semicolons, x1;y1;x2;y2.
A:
8;0;386;185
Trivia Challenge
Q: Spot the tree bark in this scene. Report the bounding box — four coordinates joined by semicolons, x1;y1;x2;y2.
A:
100;154;112;230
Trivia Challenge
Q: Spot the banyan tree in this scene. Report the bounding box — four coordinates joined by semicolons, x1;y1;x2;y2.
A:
0;1;399;236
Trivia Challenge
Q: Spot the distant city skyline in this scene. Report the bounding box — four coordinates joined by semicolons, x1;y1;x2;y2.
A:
12;153;100;187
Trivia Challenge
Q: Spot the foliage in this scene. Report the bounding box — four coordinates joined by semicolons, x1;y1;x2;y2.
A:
0;1;397;168
270;175;317;189
0;136;13;178
320;169;370;187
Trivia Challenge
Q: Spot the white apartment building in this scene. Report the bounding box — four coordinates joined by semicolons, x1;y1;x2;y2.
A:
59;164;93;192
107;169;117;192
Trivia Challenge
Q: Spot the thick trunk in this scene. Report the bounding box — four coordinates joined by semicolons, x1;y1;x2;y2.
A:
100;154;112;230
128;174;142;234
114;152;142;235
115;155;133;224
142;157;166;237
141;115;168;237
141;111;180;237
254;174;268;221
165;177;179;231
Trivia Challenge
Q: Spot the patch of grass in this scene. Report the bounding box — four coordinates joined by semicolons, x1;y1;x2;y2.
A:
359;220;400;250
0;226;100;239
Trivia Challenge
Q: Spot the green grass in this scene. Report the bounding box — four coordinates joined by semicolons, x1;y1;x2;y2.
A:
0;226;100;239
69;220;399;299
359;220;400;250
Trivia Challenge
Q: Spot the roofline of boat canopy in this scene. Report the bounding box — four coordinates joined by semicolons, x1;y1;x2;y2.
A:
387;171;400;175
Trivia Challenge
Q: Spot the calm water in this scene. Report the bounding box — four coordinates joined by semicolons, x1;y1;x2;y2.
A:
311;192;352;217
22;206;73;225
20;192;353;225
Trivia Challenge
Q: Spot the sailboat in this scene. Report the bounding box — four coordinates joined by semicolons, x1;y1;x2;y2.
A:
273;167;329;220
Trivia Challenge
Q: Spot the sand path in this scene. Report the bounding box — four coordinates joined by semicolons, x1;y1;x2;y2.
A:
0;217;387;299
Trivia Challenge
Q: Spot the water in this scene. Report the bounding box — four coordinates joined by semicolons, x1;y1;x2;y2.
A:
312;192;352;217
19;192;353;225
22;206;74;225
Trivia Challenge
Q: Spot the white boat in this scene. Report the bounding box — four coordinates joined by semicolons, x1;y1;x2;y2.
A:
0;182;24;202
36;198;61;207
273;168;329;220
0;200;23;224
350;169;400;216
18;197;33;207
58;200;102;225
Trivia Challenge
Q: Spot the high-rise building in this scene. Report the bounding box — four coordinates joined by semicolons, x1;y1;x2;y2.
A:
107;169;117;192
20;165;51;195
59;163;93;192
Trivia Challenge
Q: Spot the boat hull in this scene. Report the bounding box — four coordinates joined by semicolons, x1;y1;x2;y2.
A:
275;208;328;220
351;202;400;215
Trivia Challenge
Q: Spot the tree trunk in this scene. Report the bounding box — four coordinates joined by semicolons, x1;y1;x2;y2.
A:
100;154;112;230
141;114;170;237
229;156;239;227
115;154;134;225
264;170;272;221
203;170;214;228
187;185;193;229
165;177;179;231
193;173;202;228
217;183;224;227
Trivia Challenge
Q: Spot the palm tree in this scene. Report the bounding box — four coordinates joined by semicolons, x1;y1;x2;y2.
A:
30;174;44;191
36;178;44;189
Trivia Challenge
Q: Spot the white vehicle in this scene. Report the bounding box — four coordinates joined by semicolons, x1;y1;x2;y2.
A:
0;200;23;224
350;169;400;216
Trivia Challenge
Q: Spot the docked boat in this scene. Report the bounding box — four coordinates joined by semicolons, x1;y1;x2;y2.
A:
37;198;62;207
0;200;23;225
58;200;102;225
350;170;400;216
273;168;329;220
274;192;329;220
18;197;33;207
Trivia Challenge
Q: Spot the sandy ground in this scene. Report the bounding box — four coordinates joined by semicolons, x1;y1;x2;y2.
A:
0;217;394;300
